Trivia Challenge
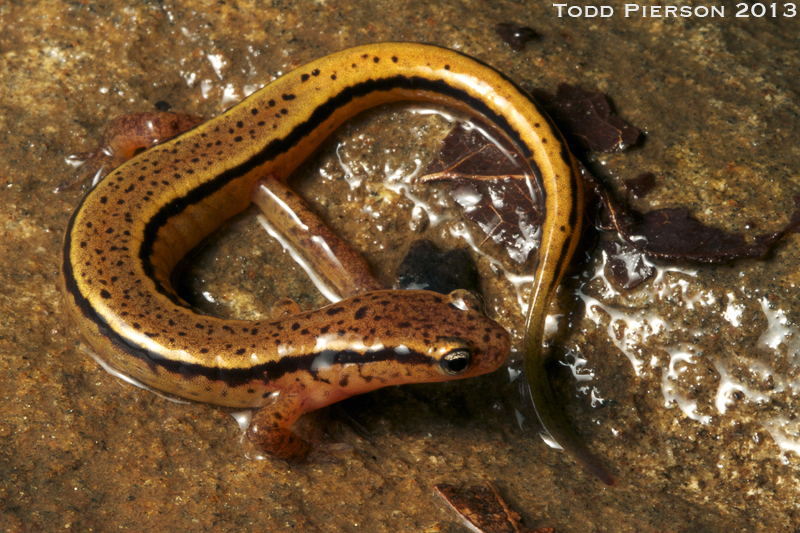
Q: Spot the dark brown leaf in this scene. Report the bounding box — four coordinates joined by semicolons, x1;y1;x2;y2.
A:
586;163;800;263
449;176;542;263
496;23;539;51
600;241;655;289
422;124;543;263
434;482;555;533
424;99;799;267
424;122;528;177
421;83;640;261
532;84;640;152
624;207;800;262
596;185;800;263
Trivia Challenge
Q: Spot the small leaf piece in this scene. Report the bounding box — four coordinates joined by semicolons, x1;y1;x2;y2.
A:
621;207;800;262
600;241;655;290
533;84;641;152
496;23;539;51
434;482;555;533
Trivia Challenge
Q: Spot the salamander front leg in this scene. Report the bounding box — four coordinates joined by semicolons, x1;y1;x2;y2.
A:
246;392;311;462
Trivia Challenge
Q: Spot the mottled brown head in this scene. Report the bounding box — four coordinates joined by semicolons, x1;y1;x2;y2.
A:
413;289;510;381
298;289;510;394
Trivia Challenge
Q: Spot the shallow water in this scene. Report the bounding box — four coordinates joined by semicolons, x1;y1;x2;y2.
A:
2;1;800;531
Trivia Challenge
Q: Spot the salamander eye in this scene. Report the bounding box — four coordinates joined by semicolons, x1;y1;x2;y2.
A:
439;349;472;375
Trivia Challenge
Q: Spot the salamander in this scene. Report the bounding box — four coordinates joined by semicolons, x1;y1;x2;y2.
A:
60;42;612;482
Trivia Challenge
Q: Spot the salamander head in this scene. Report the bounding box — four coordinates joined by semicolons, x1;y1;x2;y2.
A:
305;289;510;390
422;289;510;381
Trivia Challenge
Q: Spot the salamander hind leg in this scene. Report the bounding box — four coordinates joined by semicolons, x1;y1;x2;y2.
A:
246;392;311;462
59;112;204;191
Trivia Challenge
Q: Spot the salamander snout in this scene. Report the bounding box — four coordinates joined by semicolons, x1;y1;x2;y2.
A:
439;289;510;377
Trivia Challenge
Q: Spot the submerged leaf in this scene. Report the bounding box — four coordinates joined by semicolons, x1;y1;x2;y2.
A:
619;207;799;263
623;172;659;199
424;122;529;178
434;482;555;533
422;124;543;263
600;241;656;289
496;22;539;51
593;180;800;264
424;91;797;272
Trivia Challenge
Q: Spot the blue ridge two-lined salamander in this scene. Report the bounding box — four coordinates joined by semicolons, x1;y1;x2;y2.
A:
60;42;612;483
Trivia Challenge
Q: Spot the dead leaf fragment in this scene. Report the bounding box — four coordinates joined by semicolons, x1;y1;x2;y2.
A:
424;122;530;179
422;124;543;263
600;241;655;290
422;95;798;270
496;23;539;51
625;207;800;262
532;84;641;152
434;482;555;533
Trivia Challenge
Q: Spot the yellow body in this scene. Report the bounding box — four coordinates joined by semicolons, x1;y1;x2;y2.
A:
61;43;609;480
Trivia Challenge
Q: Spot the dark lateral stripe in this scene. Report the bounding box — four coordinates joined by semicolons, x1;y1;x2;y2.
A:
118;339;433;388
546;240;573;295
63;226;436;389
65;67;564;374
567;167;581;228
61;205;155;360
445;45;570;158
138;74;544;295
